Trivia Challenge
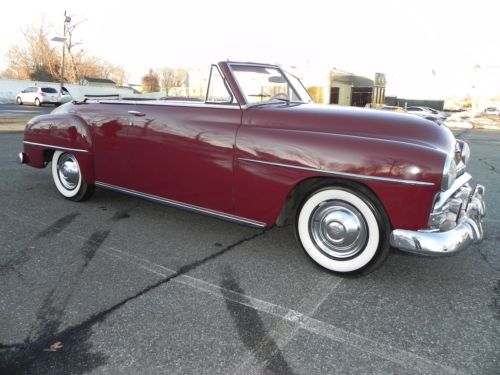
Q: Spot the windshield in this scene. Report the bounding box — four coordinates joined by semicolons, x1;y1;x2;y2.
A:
230;64;311;105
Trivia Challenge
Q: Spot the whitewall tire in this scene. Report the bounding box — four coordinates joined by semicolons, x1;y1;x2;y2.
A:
297;187;389;274
51;151;94;201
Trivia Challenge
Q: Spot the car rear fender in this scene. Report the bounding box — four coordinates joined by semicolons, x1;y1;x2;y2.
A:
22;113;94;183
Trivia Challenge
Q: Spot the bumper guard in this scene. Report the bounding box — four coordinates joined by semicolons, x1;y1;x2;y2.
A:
390;184;485;255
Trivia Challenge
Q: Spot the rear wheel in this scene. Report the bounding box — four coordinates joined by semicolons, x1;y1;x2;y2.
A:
296;186;390;275
35;98;41;106
51;151;94;201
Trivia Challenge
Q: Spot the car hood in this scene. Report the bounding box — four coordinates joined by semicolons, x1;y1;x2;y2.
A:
243;103;455;153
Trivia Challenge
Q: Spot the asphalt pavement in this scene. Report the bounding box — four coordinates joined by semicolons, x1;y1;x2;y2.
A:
0;104;53;131
0;103;53;116
0;124;499;374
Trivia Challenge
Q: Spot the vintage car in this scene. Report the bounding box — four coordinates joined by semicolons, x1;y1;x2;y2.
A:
17;61;486;274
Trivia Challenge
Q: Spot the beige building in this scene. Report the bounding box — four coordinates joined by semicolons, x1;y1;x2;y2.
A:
307;70;386;107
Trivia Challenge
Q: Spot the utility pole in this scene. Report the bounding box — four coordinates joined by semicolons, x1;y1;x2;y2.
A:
60;11;71;91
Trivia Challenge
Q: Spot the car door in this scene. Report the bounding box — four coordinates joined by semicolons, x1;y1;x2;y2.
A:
23;87;36;103
18;88;28;103
128;66;240;214
88;103;136;189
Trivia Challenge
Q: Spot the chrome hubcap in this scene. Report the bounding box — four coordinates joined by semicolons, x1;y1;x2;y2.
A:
310;200;368;258
57;154;80;190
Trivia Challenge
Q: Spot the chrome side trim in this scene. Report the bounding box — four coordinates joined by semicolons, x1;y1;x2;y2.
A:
23;141;89;154
99;100;241;110
238;158;435;187
94;181;267;228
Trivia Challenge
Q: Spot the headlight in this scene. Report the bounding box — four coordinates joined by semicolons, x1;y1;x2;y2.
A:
442;154;457;191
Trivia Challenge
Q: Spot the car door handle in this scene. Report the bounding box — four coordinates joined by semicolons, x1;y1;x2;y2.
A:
128;110;145;117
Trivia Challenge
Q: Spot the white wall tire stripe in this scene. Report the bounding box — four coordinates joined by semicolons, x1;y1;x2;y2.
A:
51;150;82;198
298;189;380;273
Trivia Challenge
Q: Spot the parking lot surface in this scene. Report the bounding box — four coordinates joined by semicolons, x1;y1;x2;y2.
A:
0;104;53;131
0;103;53;116
0;126;499;374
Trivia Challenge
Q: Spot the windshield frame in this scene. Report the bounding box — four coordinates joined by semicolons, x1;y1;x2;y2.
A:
227;62;311;107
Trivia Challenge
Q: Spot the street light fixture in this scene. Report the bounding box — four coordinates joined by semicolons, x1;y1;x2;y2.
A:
51;36;67;92
51;11;71;93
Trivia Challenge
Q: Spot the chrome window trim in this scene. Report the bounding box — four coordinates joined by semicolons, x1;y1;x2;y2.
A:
99;100;241;110
94;181;267;228
227;62;304;106
238;158;435;187
205;64;237;105
283;71;313;103
23;141;89;153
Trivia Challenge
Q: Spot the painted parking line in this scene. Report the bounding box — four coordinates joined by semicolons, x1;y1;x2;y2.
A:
70;226;462;374
2;208;462;374
101;245;460;375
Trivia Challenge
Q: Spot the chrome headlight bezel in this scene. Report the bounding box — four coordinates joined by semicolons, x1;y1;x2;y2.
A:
442;153;457;191
456;140;470;165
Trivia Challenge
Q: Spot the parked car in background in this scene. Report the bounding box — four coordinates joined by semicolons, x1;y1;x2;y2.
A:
483;106;499;115
406;106;447;120
423;106;449;118
60;86;73;104
379;105;406;112
17;61;486;275
16;86;61;106
408;113;445;125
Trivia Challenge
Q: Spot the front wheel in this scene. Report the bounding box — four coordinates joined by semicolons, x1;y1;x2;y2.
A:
296;186;390;275
16;97;23;105
51;151;94;201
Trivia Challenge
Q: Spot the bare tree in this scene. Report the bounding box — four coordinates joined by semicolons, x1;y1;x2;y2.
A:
106;64;129;86
62;15;128;85
142;69;160;93
3;24;59;81
1;20;129;86
64;14;85;83
159;67;188;95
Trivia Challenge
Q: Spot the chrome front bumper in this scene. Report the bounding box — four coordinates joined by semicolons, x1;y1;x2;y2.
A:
390;184;485;255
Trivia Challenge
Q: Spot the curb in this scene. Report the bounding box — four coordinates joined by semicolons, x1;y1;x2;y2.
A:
445;122;500;130
0;116;29;132
0;124;25;132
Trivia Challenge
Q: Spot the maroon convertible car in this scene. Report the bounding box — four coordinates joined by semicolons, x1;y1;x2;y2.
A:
18;61;486;274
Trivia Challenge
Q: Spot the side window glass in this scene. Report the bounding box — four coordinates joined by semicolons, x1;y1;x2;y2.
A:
206;66;233;104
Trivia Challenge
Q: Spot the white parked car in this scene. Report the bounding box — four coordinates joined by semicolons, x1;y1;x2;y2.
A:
16;86;61;106
60;86;73;104
406;106;447;120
